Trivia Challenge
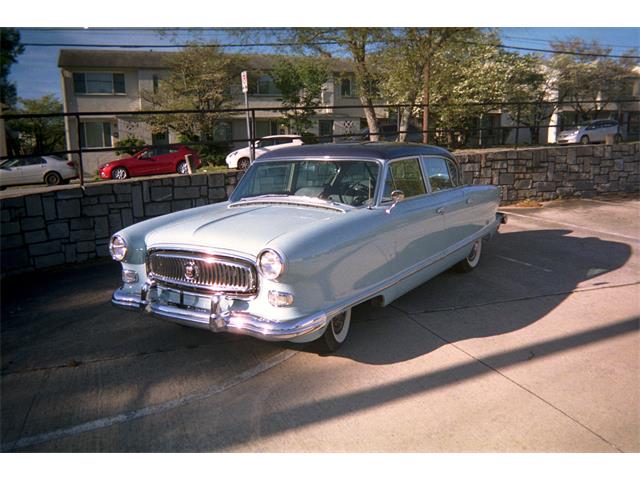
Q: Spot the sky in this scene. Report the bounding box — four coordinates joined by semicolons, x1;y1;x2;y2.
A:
6;26;639;103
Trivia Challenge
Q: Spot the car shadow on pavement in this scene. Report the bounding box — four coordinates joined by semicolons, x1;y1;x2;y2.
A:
316;228;632;364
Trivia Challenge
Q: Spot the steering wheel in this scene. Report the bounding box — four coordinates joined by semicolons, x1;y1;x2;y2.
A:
339;182;371;206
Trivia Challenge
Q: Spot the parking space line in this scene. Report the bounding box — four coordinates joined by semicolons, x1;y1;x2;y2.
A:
504;211;640;242
493;254;553;273
2;349;297;451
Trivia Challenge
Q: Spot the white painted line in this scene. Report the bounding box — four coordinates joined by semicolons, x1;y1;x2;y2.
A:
504;211;640;242
580;198;639;207
3;349;297;451
494;254;553;273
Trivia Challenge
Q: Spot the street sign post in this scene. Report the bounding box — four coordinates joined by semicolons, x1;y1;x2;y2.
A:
241;71;253;163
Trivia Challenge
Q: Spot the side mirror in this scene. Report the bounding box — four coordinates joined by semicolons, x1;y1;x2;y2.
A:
385;189;405;214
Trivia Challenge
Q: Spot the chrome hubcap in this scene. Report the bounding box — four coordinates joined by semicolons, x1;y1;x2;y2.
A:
332;312;346;335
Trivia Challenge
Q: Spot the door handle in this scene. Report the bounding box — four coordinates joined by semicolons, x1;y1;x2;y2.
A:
436;207;445;215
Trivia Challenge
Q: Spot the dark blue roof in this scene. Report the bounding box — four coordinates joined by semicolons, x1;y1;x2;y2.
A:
257;142;455;162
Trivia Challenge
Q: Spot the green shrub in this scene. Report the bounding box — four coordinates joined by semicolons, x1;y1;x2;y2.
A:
115;136;145;155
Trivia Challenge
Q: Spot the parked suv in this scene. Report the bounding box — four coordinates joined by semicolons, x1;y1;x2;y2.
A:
0;155;78;189
225;135;304;170
557;119;622;145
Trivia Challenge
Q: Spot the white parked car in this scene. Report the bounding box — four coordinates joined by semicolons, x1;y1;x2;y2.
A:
225;135;303;170
0;155;78;189
557;119;622;145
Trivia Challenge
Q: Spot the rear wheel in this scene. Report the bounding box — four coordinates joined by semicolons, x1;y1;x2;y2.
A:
456;238;482;273
580;135;590;145
177;160;189;174
237;158;250;170
317;309;352;352
44;171;62;186
111;167;128;180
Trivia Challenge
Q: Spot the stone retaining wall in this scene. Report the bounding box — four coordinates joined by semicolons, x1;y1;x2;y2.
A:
1;143;638;277
455;143;639;202
1;171;241;276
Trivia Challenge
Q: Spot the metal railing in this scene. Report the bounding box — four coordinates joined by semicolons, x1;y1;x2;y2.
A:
2;99;638;186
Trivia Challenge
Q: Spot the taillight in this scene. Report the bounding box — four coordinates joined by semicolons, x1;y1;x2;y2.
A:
67;161;75;168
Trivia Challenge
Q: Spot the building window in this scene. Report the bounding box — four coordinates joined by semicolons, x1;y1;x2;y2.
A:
319;119;334;142
73;72;126;95
341;78;355;97
255;75;281;95
80;121;113;148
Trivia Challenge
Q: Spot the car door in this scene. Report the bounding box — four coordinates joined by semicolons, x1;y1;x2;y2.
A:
21;156;47;184
381;157;446;274
421;155;469;246
134;148;161;176
152;146;180;174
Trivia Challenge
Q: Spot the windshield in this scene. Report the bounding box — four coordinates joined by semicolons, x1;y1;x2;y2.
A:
231;160;381;207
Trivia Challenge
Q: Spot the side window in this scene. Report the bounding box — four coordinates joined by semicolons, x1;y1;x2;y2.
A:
423;157;454;192
24;157;45;166
446;159;460;187
276;138;293;145
382;158;426;202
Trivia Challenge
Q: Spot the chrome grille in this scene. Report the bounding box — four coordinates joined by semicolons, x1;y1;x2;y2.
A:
147;250;257;295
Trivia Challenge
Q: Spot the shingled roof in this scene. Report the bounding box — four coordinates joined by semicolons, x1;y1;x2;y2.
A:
58;49;355;72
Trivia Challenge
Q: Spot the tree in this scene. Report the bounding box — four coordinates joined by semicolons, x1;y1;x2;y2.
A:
548;39;639;123
9;95;65;155
140;43;241;142
1;28;24;108
285;28;389;140
376;28;478;142
270;58;328;135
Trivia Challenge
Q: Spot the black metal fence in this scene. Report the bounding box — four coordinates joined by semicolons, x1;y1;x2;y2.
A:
1;99;638;186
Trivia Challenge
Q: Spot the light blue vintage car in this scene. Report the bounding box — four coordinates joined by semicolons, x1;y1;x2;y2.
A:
111;143;505;351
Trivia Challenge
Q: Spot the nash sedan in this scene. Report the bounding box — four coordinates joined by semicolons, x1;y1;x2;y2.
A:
98;145;201;180
110;143;505;352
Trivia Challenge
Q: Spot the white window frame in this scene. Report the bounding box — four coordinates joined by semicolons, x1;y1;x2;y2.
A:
73;72;126;95
80;121;114;149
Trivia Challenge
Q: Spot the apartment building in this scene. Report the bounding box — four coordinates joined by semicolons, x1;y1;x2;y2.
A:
58;49;373;176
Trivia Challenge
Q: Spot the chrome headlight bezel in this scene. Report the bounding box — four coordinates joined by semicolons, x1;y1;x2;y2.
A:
109;235;128;262
257;248;286;280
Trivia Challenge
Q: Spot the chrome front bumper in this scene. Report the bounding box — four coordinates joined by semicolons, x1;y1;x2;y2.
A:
112;283;328;342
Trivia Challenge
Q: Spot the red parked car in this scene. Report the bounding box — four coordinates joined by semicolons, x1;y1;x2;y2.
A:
98;145;201;180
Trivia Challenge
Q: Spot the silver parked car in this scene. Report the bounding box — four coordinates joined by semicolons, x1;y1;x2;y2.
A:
557;119;622;145
110;143;505;352
0;155;78;189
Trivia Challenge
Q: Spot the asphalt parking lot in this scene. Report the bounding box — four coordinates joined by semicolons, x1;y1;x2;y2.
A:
1;197;638;452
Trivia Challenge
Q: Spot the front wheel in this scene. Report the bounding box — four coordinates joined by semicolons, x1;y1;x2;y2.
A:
111;167;128;180
318;309;352;352
456;238;482;272
580;135;590;145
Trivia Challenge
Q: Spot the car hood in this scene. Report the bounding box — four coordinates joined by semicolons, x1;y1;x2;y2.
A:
144;202;340;257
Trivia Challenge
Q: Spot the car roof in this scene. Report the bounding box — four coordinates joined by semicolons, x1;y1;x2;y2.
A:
256;142;455;162
261;134;302;139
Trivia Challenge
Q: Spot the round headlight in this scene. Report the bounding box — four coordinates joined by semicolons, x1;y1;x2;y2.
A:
109;235;128;261
257;249;285;280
